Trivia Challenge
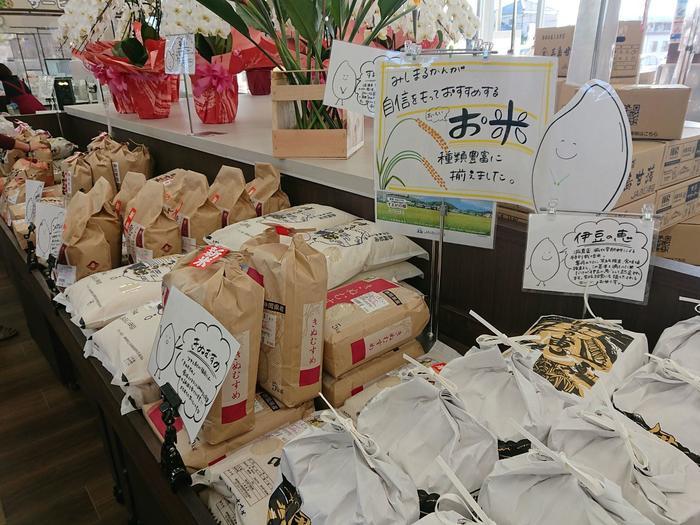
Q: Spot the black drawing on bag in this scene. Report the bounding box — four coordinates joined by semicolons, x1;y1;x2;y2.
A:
153;323;177;381
527;237;561;286
313;222;370;248
120;260;170;282
267;475;311;525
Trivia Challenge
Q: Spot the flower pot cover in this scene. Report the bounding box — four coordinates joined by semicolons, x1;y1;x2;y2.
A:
167;74;180;102
126;73;172;119
246;68;272;96
190;54;241;124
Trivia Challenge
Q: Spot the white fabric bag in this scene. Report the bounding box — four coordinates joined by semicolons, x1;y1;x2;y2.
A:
59;255;180;329
85;303;162;414
549;400;700;525
205;204;357;250
304;219;428;288
357;363;498;494
653;316;700;373
440;313;568;444
193;420;312;525
524;312;648;403
340;260;424;287
275;409;420;525
480;426;654;525
613;356;700;467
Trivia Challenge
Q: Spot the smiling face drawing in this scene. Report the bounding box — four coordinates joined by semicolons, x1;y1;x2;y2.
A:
332;60;358;103
529;237;560;286
531;81;631;213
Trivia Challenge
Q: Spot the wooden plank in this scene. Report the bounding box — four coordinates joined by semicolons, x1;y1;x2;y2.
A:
271;83;326;102
272;129;350;159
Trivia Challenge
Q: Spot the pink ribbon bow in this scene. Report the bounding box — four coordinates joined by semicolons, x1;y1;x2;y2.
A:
193;60;235;98
91;64;130;94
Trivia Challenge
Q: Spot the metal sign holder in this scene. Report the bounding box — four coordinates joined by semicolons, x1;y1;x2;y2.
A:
399;41;494;342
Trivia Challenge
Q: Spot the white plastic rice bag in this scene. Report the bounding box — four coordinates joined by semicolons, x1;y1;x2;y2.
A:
305;219;428;288
205;204;357;250
479;426;654;525
652;316;700;373
86;303;162;415
272;409;420;525
613;356;700;467
357;366;498;495
193;419;312;525
549;401;700;525
524;314;648;402
440;313;567;445
60;255;180;329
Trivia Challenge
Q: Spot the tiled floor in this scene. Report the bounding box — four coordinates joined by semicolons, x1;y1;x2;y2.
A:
0;267;128;524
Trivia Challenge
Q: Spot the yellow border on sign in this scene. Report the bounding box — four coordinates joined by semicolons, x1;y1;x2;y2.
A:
386;185;535;207
398;103;539;121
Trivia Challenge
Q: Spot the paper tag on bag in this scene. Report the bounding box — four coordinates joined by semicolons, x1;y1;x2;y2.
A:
165;34;195;75
55;264;77;288
351;291;391;313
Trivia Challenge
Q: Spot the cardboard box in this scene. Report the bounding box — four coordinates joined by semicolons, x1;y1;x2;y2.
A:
534;26;574;77
616;140;665;207
612;21;643;78
656;176;700;229
556;84;691;140
656;215;700;265
658;126;700;188
612;192;656;214
497;203;530;225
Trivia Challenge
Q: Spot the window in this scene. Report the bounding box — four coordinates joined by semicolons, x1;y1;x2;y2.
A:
541;0;581;27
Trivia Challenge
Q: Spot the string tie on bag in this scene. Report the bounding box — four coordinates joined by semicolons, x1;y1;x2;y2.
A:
649;354;700;392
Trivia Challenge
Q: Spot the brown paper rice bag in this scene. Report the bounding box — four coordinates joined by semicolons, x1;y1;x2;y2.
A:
29;137;53;164
245;163;290;216
0;176;25;225
322;339;424;407
152;168;187;216
141;393;312;471
110;143;152;186
209;166;257;227
59;191;113;281
124;180;182;263
87;132;119;152
88;178;121;268
324;279;430;377
168;170;220;251
164;246;264;445
12;158;54;185
243;229;328;408
1;149;25;176
113;171;146;218
85;149;118;194
62;153;93;197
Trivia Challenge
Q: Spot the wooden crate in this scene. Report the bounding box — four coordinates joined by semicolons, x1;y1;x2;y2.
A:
271;69;364;159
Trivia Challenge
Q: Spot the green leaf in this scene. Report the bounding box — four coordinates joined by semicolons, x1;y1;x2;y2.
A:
112;41;126;58
378;0;409;20
328;0;347;31
121;37;148;66
195;33;214;62
141;22;159;42
278;0;320;47
193;0;251;39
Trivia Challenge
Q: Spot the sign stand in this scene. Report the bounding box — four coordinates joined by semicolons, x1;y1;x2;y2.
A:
97;84;113;137
183;75;195;136
159;382;191;491
401;42;493;343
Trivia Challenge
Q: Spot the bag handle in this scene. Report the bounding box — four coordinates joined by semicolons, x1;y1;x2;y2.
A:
469;310;539;355
318;393;379;456
434;456;495;525
581;284;622;329
514;420;606;496
649;354;700;391
401;354;459;396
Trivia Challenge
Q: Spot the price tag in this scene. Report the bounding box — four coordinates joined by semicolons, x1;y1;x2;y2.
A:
165;34;195;75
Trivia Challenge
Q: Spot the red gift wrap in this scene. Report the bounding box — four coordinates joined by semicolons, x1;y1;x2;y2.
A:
190;52;243;124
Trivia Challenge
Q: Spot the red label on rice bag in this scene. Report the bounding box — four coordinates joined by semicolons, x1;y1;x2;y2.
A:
189;245;230;269
147;402;184;438
123;207;137;233
326;279;398;308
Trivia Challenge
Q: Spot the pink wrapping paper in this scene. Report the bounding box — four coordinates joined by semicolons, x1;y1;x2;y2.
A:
190;52;243;124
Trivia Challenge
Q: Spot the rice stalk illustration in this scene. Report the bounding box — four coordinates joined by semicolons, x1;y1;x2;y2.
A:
377;118;449;190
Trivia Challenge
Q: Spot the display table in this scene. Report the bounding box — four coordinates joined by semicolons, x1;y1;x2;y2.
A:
0;221;216;525
65;98;375;198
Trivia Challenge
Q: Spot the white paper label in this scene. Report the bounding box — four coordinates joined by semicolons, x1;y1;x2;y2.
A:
55;264;76;288
148;286;241;442
299;301;323;386
351;291;390;314
220;330;250;424
523;213;655;303
63;169;72;196
135;246;154;263
261;311;277;347
363;317;413;360
34;202;65;260
111;161;121;186
7;190;19;205
24;179;44;224
165;34;195;75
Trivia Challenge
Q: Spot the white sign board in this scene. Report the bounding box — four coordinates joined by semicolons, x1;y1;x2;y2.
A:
523;213;655;302
24;180;44;224
323;40;399;117
375;55;556;209
34;202;65;260
165;34;196;75
148;285;240;442
376;192;496;249
531;80;632;212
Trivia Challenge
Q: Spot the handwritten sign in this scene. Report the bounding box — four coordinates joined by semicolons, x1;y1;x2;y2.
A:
531;80;632;212
148;285;240;441
165;34;195;75
523;213;655;302
24;180;44;224
374;55;556;209
376;191;496;248
34;202;65;260
323;41;399;117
